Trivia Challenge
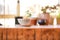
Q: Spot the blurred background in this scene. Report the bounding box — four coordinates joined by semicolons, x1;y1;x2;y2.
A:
0;0;60;27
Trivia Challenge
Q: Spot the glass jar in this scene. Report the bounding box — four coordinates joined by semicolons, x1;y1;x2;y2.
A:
37;13;50;25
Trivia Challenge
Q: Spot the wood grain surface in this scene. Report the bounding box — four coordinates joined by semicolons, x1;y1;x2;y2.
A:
0;28;60;40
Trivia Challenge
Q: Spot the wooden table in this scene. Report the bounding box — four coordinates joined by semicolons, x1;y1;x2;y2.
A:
0;26;60;40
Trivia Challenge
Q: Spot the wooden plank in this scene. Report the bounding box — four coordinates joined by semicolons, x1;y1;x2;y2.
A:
23;28;34;40
0;15;16;18
3;28;6;40
53;29;60;40
0;28;4;40
17;28;23;40
41;28;54;40
7;28;17;40
12;28;17;40
35;29;42;40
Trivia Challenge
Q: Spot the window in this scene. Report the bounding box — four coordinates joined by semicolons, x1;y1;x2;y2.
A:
0;0;59;27
20;0;58;17
0;0;18;18
0;0;17;26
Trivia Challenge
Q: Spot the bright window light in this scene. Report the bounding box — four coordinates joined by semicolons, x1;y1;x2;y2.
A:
20;0;58;16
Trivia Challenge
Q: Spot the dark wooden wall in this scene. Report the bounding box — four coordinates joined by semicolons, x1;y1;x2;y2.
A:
0;28;60;40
